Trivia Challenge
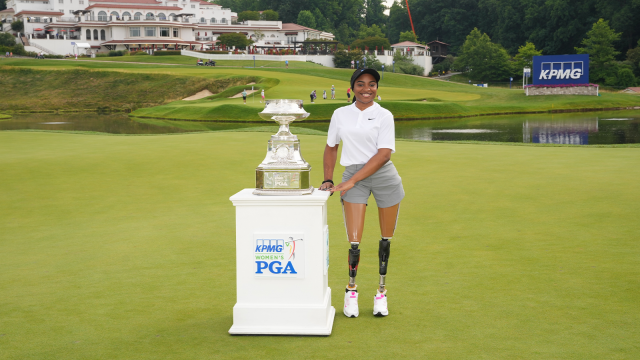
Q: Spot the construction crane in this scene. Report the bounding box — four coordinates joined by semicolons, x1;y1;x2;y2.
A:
405;0;416;36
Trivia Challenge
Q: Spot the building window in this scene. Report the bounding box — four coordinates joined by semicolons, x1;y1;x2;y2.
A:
172;28;178;37
200;17;204;23
145;27;156;36
134;12;142;20
129;27;140;37
210;17;216;23
160;27;169;37
110;11;119;19
146;12;154;20
191;5;195;8
172;4;177;6
97;11;107;21
79;0;83;3
93;29;98;39
158;13;166;20
122;11;131;19
100;29;105;40
86;29;91;39
221;17;226;23
58;0;62;3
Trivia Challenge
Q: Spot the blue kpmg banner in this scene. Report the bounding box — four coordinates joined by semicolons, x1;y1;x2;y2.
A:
532;54;589;85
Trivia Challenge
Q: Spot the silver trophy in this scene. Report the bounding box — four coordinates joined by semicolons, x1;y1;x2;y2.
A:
254;99;313;195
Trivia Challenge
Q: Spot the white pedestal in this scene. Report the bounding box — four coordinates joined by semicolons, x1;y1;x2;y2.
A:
229;189;334;335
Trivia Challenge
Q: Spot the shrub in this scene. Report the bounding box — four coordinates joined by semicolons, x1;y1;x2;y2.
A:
11;20;24;33
0;33;15;47
153;50;181;56
108;50;125;57
333;49;363;68
398;63;424;76
95;53;108;57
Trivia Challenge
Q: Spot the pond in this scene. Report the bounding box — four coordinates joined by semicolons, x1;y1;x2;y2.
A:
1;111;639;145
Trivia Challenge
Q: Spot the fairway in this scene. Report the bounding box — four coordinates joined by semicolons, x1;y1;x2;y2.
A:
1;131;638;359
2;58;638;122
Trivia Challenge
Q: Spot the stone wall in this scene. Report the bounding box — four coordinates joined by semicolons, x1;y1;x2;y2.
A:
526;86;598;96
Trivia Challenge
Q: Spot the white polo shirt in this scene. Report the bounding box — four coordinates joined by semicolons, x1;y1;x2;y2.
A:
326;102;395;166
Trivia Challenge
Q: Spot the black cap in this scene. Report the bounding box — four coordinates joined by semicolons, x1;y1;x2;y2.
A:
350;68;380;90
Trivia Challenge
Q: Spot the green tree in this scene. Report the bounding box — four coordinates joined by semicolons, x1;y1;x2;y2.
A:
357;24;385;39
611;67;637;87
261;9;279;21
575;19;621;83
312;8;331;32
626;39;640;77
365;0;387;27
0;0;6;11
297;10;316;29
237;10;260;22
351;36;391;50
335;23;356;45
217;32;253;48
512;42;542;75
11;20;24;33
454;28;512;80
0;32;15;47
333;49;363;68
399;31;417;43
387;1;411;44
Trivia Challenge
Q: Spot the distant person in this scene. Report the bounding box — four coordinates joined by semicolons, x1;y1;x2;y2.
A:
285;59;289;69
331;85;335;99
323;90;327;100
347;87;351;102
378;95;381;101
261;89;265;103
10;52;13;57
310;90;314;103
351;60;354;69
242;89;247;104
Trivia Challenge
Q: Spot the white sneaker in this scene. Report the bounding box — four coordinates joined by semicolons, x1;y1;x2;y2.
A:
373;290;388;316
344;290;359;318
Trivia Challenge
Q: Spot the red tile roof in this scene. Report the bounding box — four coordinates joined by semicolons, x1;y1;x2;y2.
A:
0;8;14;13
15;10;65;16
281;23;321;32
624;87;640;93
90;0;163;3
391;41;425;48
101;39;198;44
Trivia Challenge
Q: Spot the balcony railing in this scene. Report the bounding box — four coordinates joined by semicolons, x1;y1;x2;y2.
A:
57;17;77;22
196;36;212;41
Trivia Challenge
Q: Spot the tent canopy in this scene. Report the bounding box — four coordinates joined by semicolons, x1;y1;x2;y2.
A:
75;43;91;48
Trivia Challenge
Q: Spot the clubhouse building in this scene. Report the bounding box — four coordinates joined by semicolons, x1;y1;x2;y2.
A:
1;0;334;55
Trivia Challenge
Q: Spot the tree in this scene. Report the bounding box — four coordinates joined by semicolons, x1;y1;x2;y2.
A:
333;49;363;68
454;28;512;80
312;8;331;32
11;20;24;33
261;9;278;21
387;1;411;44
0;32;15;47
0;0;6;11
351;36;391;50
399;31;417;43
365;0;387;27
217;32;253;48
575;19;621;83
297;10;316;29
335;23;356;45
611;67;637;87
512;42;542;76
626;40;640;77
357;24;385;39
253;29;265;42
237;10;260;22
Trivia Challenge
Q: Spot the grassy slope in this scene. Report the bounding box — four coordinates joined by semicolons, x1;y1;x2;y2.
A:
0;66;258;111
1;58;639;120
0;131;639;359
81;55;328;69
0;114;11;119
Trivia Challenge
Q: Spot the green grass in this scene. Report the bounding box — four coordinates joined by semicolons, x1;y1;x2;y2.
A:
1;58;638;121
0;66;259;111
0;131;639;359
81;54;327;69
0;113;11;120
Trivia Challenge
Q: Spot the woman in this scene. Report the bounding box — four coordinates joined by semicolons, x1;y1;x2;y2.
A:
346;88;351;103
320;68;404;318
242;89;247;104
261;89;265;103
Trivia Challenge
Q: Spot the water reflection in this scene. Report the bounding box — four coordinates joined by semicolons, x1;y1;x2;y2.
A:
1;111;639;144
523;119;598;145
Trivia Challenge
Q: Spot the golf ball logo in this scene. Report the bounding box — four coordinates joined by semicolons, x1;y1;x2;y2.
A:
254;235;305;278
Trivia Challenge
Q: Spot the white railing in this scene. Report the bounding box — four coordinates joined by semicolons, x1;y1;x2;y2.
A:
30;41;56;55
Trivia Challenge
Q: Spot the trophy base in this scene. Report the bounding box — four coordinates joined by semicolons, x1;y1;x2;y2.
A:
252;187;314;196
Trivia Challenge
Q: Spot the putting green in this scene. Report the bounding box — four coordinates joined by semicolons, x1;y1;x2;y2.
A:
1;131;638;359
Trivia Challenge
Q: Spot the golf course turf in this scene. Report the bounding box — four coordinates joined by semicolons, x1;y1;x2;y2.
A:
1;131;638;359
1;57;638;122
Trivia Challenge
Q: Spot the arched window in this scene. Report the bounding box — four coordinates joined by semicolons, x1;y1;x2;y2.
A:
200;17;205;23
134;12;142;20
210;17;216;23
86;29;91;40
100;29;106;40
93;29;98;39
221;17;226;23
122;11;131;19
97;11;107;21
110;11;119;18
270;34;275;37
146;12;154;20
158;13;166;20
169;13;176;20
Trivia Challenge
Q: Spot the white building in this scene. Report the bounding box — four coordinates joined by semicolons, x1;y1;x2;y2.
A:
1;0;333;55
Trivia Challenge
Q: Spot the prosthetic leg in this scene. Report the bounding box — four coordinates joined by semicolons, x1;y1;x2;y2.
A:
377;203;400;293
342;200;366;317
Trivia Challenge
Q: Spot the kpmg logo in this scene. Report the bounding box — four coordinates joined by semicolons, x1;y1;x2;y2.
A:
254;235;305;277
532;54;589;85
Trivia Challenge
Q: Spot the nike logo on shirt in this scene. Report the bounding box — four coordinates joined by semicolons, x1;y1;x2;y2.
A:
368;118;375;120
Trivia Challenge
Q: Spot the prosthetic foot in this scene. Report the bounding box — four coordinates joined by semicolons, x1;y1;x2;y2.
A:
374;238;391;316
344;242;361;317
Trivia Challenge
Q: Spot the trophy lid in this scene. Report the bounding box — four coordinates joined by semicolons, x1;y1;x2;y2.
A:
258;99;310;123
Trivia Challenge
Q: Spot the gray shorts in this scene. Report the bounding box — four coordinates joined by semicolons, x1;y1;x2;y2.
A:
341;162;405;208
